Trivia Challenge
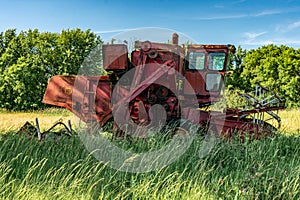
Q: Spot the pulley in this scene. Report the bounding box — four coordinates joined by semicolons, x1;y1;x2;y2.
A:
148;49;158;59
156;86;169;99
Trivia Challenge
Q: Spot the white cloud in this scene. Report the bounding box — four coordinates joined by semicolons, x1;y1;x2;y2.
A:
242;40;275;45
287;20;300;30
94;28;139;34
94;27;198;44
274;38;300;45
213;0;246;9
240;31;292;48
185;10;275;21
244;31;267;39
276;20;300;32
192;14;247;20
242;38;300;46
254;10;284;17
186;7;300;21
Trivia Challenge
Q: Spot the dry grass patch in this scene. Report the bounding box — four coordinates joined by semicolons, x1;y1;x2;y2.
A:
0;108;73;133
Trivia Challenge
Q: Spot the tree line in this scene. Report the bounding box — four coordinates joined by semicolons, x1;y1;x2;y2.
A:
227;45;300;108
0;28;299;110
0;29;101;110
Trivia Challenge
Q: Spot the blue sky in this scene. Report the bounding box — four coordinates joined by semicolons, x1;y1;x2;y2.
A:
1;0;300;49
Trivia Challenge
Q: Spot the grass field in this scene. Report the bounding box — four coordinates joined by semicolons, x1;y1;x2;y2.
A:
0;108;299;199
0;108;72;133
1;108;299;134
275;109;300;134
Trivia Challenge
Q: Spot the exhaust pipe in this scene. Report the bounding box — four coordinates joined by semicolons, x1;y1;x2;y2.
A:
172;33;179;45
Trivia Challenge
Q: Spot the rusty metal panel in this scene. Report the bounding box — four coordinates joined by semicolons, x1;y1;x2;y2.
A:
184;71;205;95
43;75;76;110
95;80;111;114
103;44;128;70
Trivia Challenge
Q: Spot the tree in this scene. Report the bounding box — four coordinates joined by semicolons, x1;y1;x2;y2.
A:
227;44;300;108
0;28;102;110
226;46;247;90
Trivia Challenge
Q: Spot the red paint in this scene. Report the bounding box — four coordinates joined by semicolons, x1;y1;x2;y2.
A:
43;34;284;137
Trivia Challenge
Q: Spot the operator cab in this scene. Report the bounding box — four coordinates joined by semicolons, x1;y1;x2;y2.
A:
184;45;229;106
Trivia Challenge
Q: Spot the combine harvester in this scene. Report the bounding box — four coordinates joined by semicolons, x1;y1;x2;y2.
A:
41;33;284;139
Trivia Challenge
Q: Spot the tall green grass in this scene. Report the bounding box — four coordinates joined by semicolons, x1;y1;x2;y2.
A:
0;131;299;199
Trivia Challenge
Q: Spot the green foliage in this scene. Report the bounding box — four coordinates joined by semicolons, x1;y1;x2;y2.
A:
224;89;248;108
226;46;248;90
227;45;300;108
0;28;102;110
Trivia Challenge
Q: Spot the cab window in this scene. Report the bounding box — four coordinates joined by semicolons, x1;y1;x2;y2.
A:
208;52;226;70
206;73;222;92
188;52;205;70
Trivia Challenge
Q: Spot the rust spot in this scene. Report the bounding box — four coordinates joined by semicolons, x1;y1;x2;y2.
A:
64;87;72;95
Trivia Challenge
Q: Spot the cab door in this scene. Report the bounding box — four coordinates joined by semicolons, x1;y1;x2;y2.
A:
183;45;228;104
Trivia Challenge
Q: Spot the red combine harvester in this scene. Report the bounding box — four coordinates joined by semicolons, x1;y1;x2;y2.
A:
43;33;284;138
